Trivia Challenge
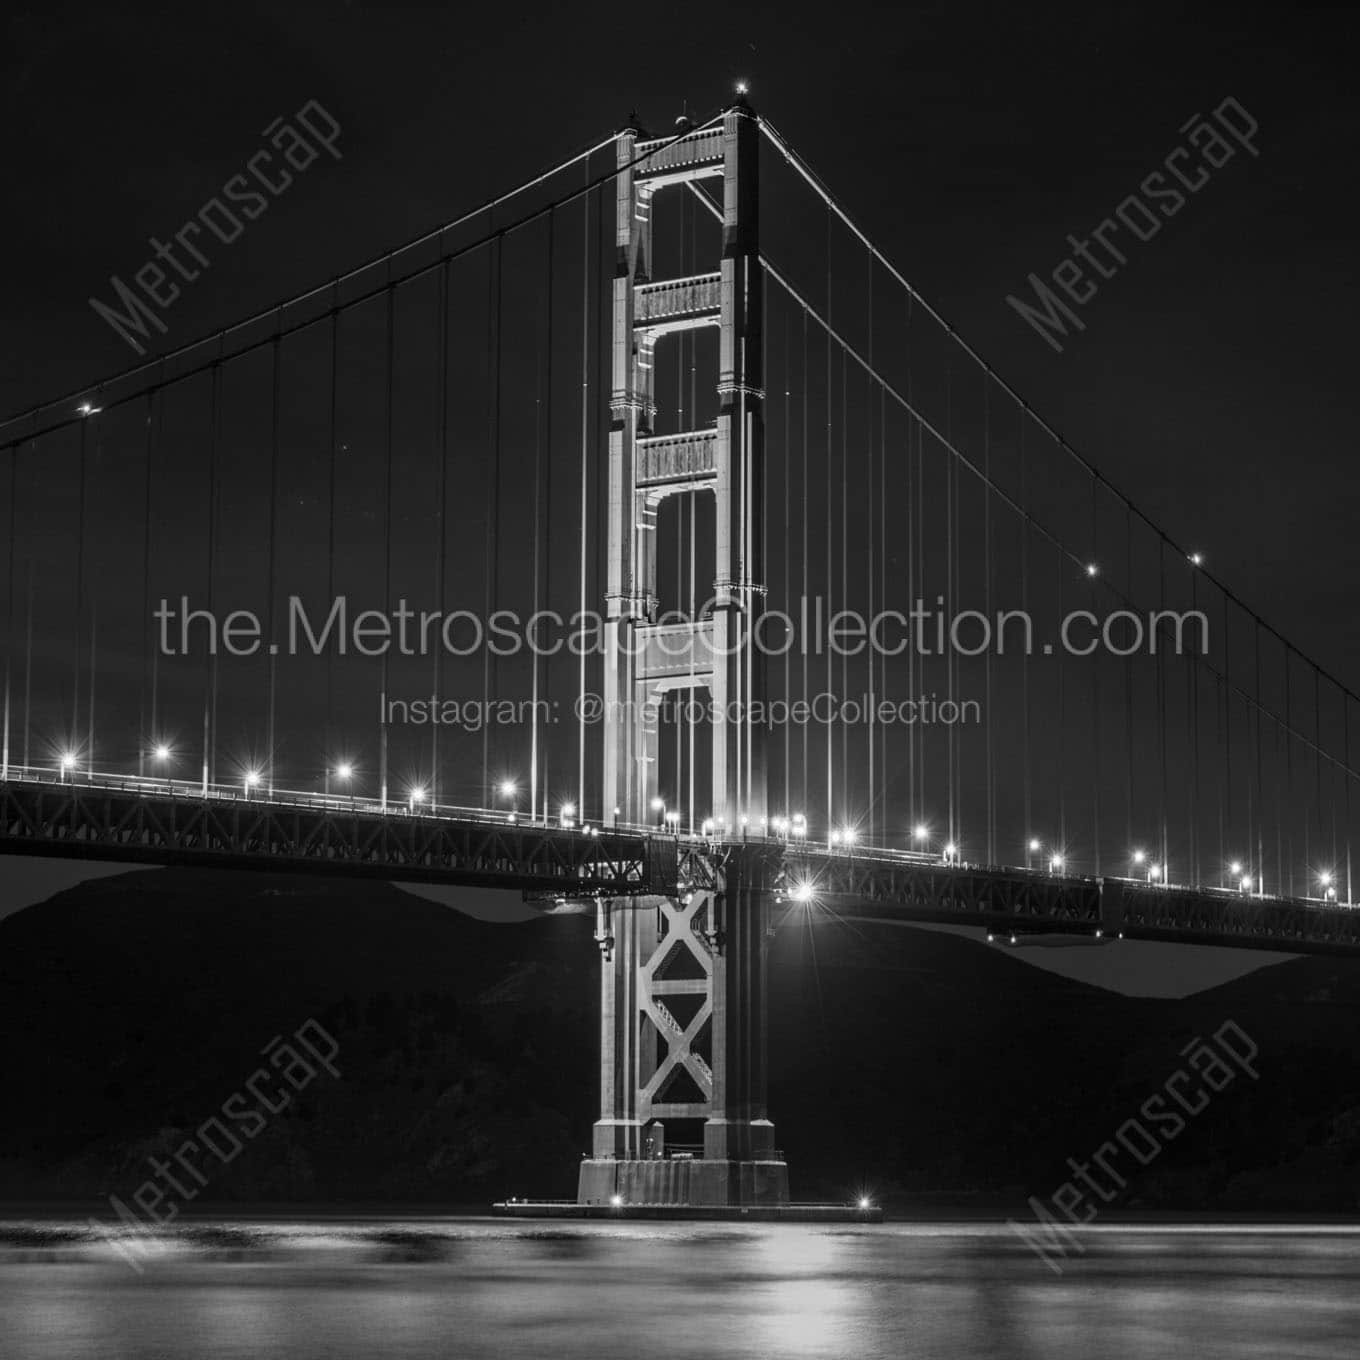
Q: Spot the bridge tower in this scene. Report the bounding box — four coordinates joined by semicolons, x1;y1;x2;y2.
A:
579;99;788;1206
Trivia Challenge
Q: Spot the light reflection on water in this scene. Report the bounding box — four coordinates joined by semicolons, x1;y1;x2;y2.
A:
1;1218;1359;1358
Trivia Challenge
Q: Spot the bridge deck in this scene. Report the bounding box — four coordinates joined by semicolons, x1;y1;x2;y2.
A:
0;778;674;895
789;850;1360;956
3;773;1358;954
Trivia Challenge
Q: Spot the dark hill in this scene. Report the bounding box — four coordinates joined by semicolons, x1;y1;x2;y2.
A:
2;870;1360;1210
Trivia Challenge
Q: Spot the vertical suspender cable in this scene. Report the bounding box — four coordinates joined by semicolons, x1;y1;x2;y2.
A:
916;416;926;821
577;175;591;817
202;350;222;794
432;255;450;806
1056;556;1065;854
879;381;887;840
944;364;954;846
325;287;339;794
1224;606;1233;871
138;390;155;777
531;272;544;821
1285;648;1293;895
824;206;833;830
984;380;994;864
485;237;503;812
1090;476;1100;875
1346;694;1353;903
783;305;791;819
1021;419;1030;847
1157;541;1168;874
801;308;809;818
1124;500;1133;856
1188;556;1199;884
866;257;875;841
2;445;14;779
840;345;848;819
906;294;916;828
1254;632;1266;894
86;395;102;776
379;267;395;810
536;209;556;820
73;414;86;756
1315;666;1324;875
266;322;281;795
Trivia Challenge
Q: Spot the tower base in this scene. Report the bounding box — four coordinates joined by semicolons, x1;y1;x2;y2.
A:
577;1156;790;1207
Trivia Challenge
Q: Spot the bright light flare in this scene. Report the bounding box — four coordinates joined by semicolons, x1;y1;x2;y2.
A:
790;882;814;904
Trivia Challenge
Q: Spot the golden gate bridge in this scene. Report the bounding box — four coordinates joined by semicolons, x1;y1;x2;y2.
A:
2;91;1356;1209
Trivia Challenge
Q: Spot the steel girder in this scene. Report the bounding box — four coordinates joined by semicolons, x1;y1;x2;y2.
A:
0;780;677;895
775;849;1360;956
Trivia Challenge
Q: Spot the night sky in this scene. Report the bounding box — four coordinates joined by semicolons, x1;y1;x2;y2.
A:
1;2;1355;995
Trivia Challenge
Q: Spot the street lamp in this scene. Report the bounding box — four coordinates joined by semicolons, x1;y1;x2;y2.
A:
1049;853;1064;874
244;769;262;797
499;779;518;821
943;841;958;865
1027;837;1041;869
1321;871;1337;902
650;796;665;828
560;801;576;828
1148;862;1162;884
408;785;427;813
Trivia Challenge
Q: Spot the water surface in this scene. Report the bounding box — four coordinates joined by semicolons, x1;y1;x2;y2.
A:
2;1216;1358;1358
